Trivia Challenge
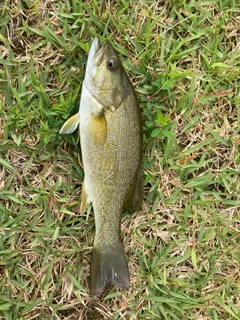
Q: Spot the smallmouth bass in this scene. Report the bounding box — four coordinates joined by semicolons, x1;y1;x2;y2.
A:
60;37;143;296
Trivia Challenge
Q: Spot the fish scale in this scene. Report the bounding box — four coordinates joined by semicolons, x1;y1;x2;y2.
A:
85;108;136;237
60;37;143;296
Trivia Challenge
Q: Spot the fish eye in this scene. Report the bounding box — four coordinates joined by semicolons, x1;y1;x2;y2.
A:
107;58;118;71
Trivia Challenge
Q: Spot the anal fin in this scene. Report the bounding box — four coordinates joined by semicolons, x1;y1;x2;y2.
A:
80;180;90;214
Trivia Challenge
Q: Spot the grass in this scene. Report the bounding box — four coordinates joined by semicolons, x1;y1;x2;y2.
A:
0;0;239;319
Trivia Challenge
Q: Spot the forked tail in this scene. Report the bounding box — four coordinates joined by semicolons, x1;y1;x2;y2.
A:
90;241;130;296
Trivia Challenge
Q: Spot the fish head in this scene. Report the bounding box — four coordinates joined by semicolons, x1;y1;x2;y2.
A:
85;37;131;111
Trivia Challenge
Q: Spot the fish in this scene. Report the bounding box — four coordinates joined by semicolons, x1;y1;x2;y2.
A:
60;37;143;296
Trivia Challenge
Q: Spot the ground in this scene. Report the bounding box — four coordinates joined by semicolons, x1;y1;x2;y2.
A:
0;0;239;319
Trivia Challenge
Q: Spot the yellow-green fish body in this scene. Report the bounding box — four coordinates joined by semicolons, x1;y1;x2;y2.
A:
60;37;143;296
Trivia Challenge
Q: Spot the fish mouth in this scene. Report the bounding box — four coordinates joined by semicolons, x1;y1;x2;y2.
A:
87;37;108;67
88;37;100;63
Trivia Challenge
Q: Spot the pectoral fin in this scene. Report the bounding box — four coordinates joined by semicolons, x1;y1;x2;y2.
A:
89;115;107;145
59;113;79;134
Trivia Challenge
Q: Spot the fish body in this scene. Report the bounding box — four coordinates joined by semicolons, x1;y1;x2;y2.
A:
60;38;143;296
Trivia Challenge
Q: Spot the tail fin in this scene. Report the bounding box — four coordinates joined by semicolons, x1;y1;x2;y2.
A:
89;241;130;296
